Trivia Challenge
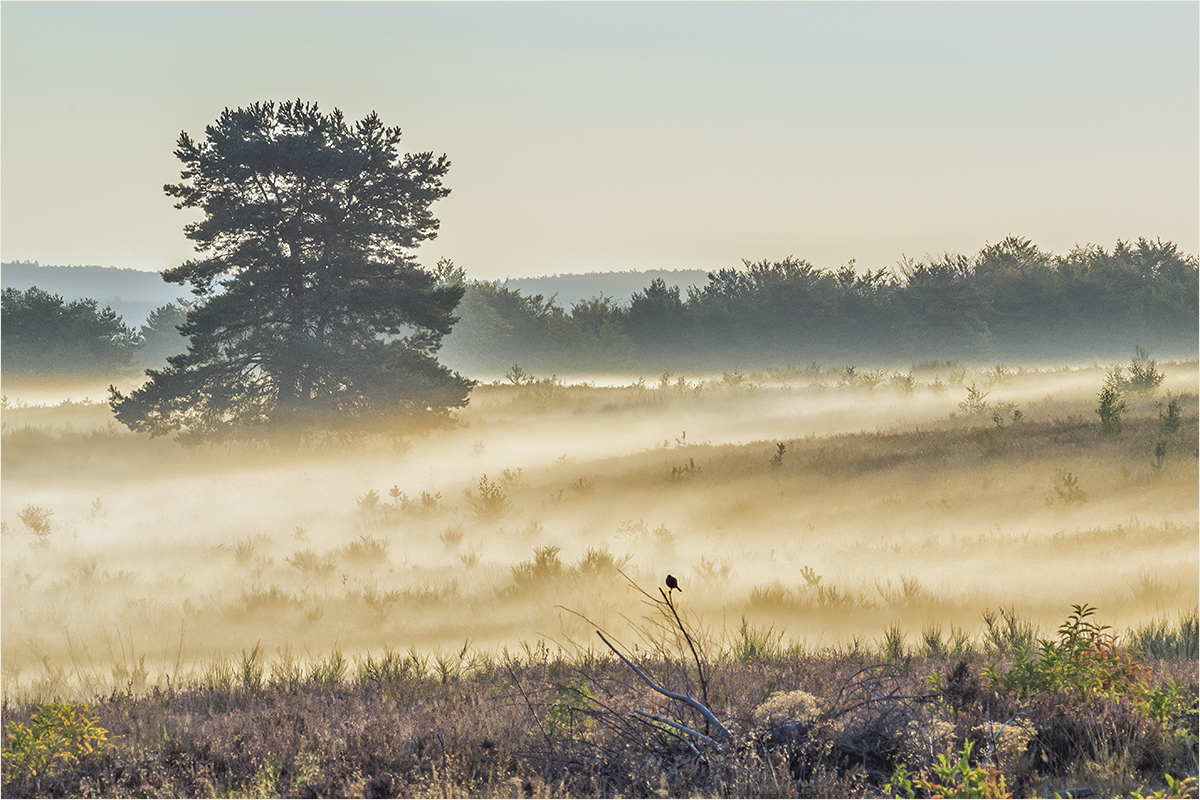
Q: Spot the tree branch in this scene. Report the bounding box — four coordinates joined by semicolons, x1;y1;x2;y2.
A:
631;710;717;751
595;630;732;743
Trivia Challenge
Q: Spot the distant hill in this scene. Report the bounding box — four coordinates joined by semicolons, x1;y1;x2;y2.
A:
0;262;713;324
502;269;710;308
1;262;183;326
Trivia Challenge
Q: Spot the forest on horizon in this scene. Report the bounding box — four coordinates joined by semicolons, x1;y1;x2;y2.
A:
3;234;1197;378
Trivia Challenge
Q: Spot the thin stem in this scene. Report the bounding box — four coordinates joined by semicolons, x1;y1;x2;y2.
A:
661;587;709;713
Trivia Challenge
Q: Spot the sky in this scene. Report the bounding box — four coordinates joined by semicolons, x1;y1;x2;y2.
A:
2;1;1197;282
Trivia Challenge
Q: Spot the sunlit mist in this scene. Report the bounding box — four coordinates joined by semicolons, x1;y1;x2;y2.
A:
2;360;1195;700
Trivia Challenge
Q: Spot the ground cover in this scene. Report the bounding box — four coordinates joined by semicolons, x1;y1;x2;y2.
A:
1;358;1196;796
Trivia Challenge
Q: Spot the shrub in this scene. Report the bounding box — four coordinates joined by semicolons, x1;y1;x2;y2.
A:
17;505;53;542
981;606;1036;661
510;545;564;591
1096;385;1127;435
1;702;111;784
1105;349;1167;397
284;549;336;578
1128;348;1166;395
889;371;916;394
357;646;428;688
308;648;347;688
988;605;1194;742
1132;773;1199;799
546;679;598;740
473;474;510;518
769;442;786;468
342;534;388;564
989;604;1140;698
438;525;464;549
886;739;1010;799
238;644;265;693
1051;471;1087;506
731;615;785;663
959;383;991;415
356;488;382;515
1158;394;1183;435
668;457;700;482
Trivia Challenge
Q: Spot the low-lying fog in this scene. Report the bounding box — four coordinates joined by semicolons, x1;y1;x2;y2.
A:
2;361;1197;699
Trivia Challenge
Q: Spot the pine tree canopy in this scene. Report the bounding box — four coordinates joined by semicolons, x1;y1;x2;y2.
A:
109;100;474;443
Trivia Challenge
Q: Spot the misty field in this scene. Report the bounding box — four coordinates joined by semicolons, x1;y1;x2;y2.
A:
2;359;1197;797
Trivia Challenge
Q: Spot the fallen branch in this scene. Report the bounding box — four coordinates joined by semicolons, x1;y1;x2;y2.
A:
596;630;733;743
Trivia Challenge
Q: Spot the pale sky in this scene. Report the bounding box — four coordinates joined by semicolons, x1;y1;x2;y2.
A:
2;1;1197;282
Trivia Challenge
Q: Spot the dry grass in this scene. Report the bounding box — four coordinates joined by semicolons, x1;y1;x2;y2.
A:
1;361;1196;796
1;608;1195;798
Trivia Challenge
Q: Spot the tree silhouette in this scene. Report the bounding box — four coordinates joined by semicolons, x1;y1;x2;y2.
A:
1;287;141;374
110;100;472;442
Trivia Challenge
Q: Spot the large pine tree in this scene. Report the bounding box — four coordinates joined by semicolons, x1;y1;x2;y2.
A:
110;100;473;442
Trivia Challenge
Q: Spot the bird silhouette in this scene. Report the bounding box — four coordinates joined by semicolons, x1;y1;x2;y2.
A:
666;574;681;592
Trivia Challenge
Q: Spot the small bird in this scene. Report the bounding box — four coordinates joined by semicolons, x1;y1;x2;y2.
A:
666;574;681;592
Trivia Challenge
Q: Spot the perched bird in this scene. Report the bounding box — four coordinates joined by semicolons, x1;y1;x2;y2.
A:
666;574;681;592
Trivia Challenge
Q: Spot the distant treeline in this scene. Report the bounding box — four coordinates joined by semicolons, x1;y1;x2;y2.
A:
0;287;186;375
440;236;1199;372
3;236;1197;378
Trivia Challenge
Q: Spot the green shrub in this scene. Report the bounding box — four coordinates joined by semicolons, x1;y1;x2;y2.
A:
1128;348;1166;395
1158;393;1183;435
546;679;598;740
1096;385;1127;435
988;605;1194;740
1131;773;1199;799
2;702;111;783
988;604;1139;698
981;607;1036;661
886;739;1010;799
342;534;388;564
308;648;347;688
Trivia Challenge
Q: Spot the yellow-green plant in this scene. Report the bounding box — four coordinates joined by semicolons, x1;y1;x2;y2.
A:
1129;679;1198;745
987;604;1143;699
1;702;111;783
1131;773;1199;799
546;679;598;740
987;605;1193;739
885;739;1011;799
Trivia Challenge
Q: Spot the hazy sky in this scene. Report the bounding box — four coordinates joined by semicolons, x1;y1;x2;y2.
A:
2;2;1197;281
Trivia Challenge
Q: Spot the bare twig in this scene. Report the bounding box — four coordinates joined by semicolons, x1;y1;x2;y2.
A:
660;587;710;714
596;630;733;743
506;662;552;747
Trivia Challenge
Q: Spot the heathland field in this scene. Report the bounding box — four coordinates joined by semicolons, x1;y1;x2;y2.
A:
1;359;1197;797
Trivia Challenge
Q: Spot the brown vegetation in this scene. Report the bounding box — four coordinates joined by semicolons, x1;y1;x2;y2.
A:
2;359;1196;796
2;603;1196;798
